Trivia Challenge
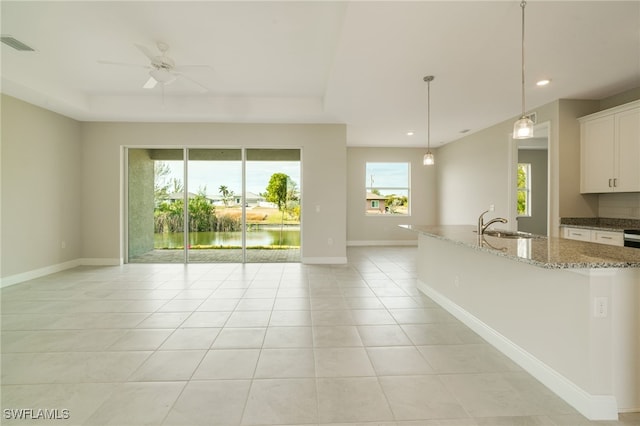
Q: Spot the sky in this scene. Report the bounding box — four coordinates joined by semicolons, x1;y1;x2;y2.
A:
365;162;409;196
159;160;301;197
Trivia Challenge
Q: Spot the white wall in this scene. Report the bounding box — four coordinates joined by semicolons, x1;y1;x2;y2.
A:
435;115;516;227
80;122;347;264
346;147;437;245
435;99;604;236
1;95;82;280
599;193;640;219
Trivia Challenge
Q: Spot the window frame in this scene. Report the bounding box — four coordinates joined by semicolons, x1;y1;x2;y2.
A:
517;162;532;217
365;161;411;216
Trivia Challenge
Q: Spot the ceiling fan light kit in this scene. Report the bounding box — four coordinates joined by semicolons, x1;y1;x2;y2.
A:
149;68;176;85
98;41;210;93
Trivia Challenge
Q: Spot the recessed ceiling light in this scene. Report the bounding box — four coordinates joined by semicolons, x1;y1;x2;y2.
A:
536;79;551;86
406;131;414;136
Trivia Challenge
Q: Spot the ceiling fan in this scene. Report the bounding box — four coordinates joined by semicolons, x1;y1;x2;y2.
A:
98;42;211;92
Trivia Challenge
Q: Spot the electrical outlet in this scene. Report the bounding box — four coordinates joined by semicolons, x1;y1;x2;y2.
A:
594;297;608;318
489;204;495;212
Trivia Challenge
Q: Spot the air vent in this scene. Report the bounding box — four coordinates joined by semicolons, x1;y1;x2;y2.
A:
1;36;35;51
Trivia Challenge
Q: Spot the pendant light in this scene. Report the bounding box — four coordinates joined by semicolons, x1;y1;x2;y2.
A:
513;0;534;139
423;75;435;165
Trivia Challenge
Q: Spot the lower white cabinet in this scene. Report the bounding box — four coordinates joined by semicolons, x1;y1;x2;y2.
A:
563;227;591;242
592;230;624;246
562;227;624;247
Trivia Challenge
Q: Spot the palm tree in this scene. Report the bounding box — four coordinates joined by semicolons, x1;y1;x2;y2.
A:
219;185;230;207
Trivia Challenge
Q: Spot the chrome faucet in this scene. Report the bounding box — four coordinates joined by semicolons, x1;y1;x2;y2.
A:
477;209;508;235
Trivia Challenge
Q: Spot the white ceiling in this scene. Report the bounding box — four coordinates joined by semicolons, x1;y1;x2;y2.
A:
2;1;639;147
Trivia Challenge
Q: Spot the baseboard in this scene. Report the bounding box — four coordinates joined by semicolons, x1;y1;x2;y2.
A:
79;258;122;266
417;279;619;421
1;259;80;288
347;240;418;247
1;258;122;288
301;256;347;264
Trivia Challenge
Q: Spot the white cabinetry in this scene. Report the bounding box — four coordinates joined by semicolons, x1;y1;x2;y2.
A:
562;227;624;247
579;100;640;193
592;230;624;246
563;227;591;242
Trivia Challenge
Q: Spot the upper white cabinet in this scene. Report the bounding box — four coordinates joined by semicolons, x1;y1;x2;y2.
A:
579;100;640;193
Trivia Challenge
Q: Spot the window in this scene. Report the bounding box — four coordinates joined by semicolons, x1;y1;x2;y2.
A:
365;162;410;215
517;163;531;216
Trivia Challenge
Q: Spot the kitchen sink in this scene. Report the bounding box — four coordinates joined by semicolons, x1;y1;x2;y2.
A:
482;229;536;239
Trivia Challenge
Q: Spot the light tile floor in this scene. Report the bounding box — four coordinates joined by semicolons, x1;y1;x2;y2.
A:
1;246;639;425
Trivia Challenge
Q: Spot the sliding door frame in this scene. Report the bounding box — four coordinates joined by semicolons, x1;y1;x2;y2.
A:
124;146;302;264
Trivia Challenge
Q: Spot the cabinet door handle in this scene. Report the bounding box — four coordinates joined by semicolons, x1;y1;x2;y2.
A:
600;236;613;240
572;232;583;236
613;178;618;187
609;178;613;187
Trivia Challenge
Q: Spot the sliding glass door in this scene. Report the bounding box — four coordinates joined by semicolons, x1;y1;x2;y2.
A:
127;148;300;263
245;149;301;262
128;148;185;263
187;149;243;263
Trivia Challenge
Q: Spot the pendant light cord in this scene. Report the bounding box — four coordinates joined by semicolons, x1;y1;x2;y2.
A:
427;78;431;152
423;75;434;153
521;0;526;118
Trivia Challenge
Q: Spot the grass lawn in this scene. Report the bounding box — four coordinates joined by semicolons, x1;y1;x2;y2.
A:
216;206;300;225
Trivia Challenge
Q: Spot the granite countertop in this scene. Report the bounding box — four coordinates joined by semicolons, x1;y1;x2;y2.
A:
560;217;640;232
400;224;640;269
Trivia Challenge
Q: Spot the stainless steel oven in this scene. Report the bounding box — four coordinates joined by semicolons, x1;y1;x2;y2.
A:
623;230;640;248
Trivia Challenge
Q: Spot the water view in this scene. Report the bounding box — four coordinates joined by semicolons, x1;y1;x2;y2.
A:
155;228;300;249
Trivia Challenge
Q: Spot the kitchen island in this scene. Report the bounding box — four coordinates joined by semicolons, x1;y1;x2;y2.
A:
400;224;640;421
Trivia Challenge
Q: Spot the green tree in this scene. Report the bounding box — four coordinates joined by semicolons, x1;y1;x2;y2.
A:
155;198;184;233
385;195;401;214
264;173;298;245
264;173;290;212
189;187;215;232
170;177;183;194
517;164;527;215
154;161;172;205
219;185;234;207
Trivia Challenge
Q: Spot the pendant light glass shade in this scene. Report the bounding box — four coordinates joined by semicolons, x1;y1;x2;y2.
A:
423;75;435;165
513;115;534;139
513;0;534;140
423;152;434;165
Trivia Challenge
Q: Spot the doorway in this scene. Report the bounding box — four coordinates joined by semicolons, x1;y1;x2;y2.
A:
126;148;301;263
510;123;550;236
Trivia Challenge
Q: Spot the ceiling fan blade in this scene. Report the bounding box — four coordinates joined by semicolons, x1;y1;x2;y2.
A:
135;43;157;61
174;65;214;71
97;60;150;69
175;72;210;93
143;76;157;89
